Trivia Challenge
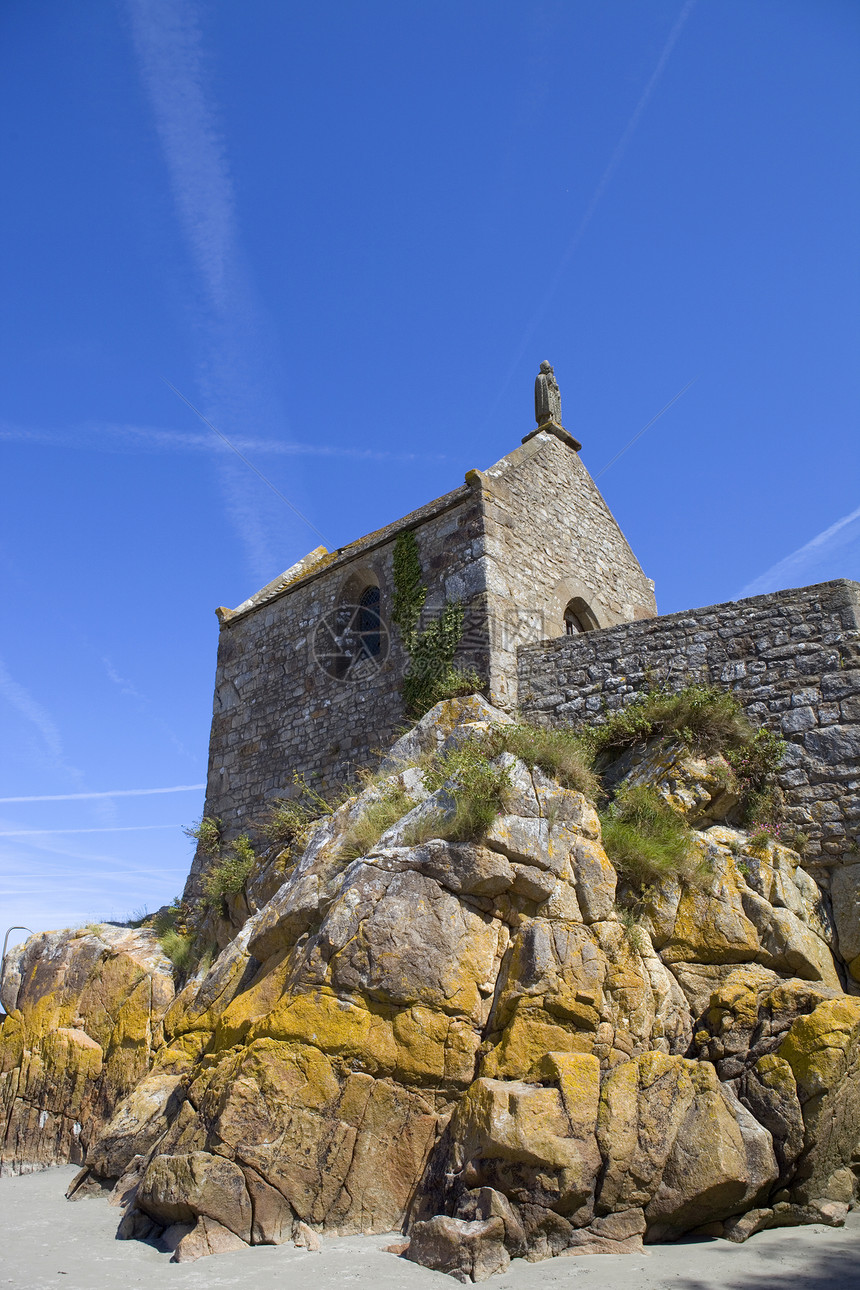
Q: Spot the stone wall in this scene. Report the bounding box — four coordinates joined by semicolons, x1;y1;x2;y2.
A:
474;431;657;708
193;430;656;899
518;579;860;882
189;484;486;901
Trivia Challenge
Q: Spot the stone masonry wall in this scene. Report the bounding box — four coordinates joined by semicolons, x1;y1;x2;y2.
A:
187;485;487;899
474;431;657;708
518;579;860;884
194;430;657;896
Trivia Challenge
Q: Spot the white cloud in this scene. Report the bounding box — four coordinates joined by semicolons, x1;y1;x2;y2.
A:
126;0;236;313
740;504;860;599
0;420;445;462
0;658;85;791
0;784;204;803
0;824;181;836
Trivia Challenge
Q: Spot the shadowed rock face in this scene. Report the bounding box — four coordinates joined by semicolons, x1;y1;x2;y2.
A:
1;697;859;1279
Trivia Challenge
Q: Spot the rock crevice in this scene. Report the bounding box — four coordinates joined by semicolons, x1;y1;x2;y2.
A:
2;696;859;1277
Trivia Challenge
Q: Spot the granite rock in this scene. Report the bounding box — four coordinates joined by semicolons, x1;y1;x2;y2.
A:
2;696;859;1277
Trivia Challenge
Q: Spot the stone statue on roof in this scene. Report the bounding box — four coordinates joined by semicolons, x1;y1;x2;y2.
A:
535;360;562;427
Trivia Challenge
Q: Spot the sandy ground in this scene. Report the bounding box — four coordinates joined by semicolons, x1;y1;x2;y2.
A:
0;1167;857;1290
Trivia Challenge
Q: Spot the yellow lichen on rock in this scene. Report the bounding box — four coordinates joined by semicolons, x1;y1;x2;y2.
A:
0;925;174;1175
482;1004;593;1080
662;847;761;965
3;694;860;1267
779;996;860;1101
248;991;398;1075
527;1051;600;1137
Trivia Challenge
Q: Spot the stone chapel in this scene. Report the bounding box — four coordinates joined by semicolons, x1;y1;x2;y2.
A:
201;365;656;832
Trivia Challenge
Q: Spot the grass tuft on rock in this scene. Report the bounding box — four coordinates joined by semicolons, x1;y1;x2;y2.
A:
258;797;319;851
182;815;222;855
403;664;485;720
724;728;786;827
586;683;755;759
255;773;351;862
420;740;512;842
158;928;195;972
747;827;776;856
580;683;786;827
152;897;186;938
484;722;599;798
202;834;256;912
338;781;417;861
600;785;699;890
615;903;649;954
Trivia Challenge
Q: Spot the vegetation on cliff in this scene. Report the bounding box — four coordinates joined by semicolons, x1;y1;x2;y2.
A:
200;835;256;913
4;688;855;1277
338;779;417;860
599;784;698;889
392;528;482;716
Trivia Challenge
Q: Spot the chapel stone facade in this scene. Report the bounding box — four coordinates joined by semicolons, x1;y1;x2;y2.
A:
193;367;859;904
199;376;656;840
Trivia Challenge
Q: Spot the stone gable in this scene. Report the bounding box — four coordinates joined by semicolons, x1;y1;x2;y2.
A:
192;428;655;888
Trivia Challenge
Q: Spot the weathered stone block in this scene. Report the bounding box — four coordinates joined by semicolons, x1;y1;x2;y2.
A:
406;1215;509;1282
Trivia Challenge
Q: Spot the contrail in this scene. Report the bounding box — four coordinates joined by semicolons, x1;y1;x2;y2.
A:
593;377;697;479
0;657;84;789
0;824;182;836
127;0;311;580
486;0;698;421
164;380;329;545
0;785;204;803
126;0;235;311
0;422;447;464
740;503;860;598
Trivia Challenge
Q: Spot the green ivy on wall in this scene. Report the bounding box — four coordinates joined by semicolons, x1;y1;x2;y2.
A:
391;530;481;717
391;527;427;652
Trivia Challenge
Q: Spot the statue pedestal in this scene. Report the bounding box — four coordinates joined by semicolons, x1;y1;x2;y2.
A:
522;421;582;452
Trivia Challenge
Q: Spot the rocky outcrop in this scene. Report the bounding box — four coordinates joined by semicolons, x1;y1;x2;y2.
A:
1;697;858;1278
0;925;174;1175
831;864;860;981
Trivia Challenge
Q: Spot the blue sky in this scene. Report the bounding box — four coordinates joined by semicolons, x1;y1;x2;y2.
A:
1;0;858;936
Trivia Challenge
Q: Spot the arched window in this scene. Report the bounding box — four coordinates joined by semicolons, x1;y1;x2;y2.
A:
564;605;585;635
314;571;388;680
357;584;382;657
563;597;598;635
